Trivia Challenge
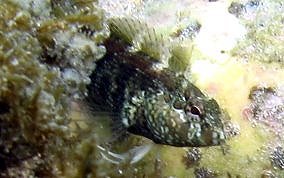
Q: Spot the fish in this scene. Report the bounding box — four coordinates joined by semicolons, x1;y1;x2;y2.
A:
86;37;226;147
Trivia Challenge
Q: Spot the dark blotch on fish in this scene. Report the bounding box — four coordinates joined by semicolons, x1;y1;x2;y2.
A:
86;32;226;147
0;101;10;115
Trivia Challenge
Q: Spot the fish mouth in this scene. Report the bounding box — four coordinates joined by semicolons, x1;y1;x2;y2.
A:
192;127;226;147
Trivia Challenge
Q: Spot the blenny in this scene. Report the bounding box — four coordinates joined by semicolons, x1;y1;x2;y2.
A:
86;21;226;148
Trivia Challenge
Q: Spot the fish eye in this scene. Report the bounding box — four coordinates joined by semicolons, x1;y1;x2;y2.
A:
185;104;202;116
191;106;202;116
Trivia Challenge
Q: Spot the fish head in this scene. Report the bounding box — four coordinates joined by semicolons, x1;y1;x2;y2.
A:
144;83;226;147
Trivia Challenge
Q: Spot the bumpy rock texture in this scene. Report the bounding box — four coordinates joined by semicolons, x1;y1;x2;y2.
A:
231;0;284;66
0;0;108;177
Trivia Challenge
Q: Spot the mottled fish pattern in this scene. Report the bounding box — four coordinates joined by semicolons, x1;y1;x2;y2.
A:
87;34;226;147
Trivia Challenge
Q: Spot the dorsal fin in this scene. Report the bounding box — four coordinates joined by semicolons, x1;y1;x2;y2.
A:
108;17;170;65
103;34;184;93
108;17;194;73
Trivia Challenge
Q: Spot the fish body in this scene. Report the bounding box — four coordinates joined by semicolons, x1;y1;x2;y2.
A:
87;35;226;147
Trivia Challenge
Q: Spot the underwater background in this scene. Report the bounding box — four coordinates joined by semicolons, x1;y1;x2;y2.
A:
0;0;284;177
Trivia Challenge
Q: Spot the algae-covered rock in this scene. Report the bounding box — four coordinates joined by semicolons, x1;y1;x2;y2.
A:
0;0;108;177
231;0;284;66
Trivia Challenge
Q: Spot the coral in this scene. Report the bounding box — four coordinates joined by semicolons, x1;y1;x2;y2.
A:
270;146;284;170
194;167;216;178
0;0;108;177
247;86;284;139
182;148;201;169
231;0;284;66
